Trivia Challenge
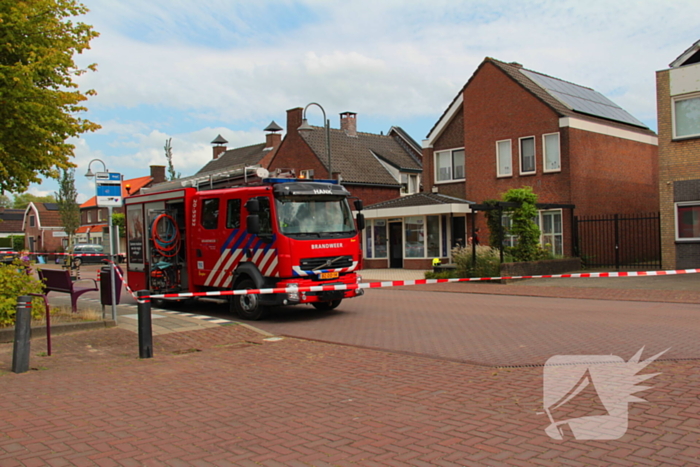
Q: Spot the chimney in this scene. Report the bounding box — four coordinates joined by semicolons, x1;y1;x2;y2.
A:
287;107;303;135
211;134;228;160
340;112;357;137
150;165;166;184
264;120;283;149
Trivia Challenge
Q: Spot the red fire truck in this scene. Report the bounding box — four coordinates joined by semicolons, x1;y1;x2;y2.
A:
124;168;365;320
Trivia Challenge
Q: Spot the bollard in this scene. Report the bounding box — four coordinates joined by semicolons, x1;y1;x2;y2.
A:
12;295;32;373
137;290;153;359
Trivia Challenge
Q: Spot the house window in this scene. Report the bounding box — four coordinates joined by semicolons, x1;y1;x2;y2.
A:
543;133;561;172
519;137;535;174
87;211;92;223
676;202;700;240
540;210;563;256
435;149;465;182
401;173;420;195
496;140;512;177
405;216;425;258
29;216;35;227
501;210;563;255
673;94;700;139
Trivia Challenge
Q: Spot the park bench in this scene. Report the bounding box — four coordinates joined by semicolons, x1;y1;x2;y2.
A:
38;268;98;313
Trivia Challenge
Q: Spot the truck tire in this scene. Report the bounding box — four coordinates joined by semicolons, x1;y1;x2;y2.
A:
312;299;342;311
232;279;268;320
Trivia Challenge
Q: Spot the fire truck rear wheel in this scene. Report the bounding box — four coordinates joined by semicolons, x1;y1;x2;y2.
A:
72;257;82;267
232;279;268;320
312;299;342;311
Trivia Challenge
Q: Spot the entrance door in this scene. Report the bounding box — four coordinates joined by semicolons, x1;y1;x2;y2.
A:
452;216;466;248
389;222;403;268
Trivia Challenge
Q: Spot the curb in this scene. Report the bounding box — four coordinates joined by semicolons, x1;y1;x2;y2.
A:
0;320;117;344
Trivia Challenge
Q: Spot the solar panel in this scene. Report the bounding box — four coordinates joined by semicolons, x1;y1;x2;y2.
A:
521;69;647;128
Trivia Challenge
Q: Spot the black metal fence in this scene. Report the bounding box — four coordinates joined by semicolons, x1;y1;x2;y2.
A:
574;212;661;270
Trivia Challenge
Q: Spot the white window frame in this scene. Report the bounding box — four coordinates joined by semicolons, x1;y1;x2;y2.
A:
400;173;420;196
538;209;563;256
672;93;700;139
496;139;512;178
675;201;700;241
434;148;465;184
519;136;536;175
87;211;92;223
542;133;561;173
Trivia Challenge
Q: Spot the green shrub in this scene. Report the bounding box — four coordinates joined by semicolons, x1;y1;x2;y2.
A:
424;270;459;279
452;245;502;278
11;235;24;252
0;260;46;327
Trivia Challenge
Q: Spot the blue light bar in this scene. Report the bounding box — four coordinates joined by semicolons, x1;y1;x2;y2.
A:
263;178;339;185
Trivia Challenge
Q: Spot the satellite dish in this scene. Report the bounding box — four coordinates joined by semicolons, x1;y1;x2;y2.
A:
256;168;270;178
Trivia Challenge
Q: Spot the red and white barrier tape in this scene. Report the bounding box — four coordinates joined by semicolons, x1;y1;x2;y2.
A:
5;250;125;257
144;268;700;300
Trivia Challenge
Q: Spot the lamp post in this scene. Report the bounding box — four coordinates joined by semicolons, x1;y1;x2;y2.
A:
85;158;118;323
298;102;332;179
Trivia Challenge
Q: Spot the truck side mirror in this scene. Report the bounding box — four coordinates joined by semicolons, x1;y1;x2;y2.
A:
354;199;363;211
245;198;260;213
247;215;260;235
356;213;365;231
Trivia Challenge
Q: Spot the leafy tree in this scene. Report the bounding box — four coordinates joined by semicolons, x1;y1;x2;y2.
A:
0;0;100;193
55;168;80;246
0;194;11;208
164;138;180;181
12;193;56;209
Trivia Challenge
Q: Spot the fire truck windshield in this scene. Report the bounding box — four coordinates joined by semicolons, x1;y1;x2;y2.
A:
276;196;355;237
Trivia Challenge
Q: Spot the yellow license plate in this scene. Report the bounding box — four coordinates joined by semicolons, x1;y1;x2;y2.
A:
320;272;339;280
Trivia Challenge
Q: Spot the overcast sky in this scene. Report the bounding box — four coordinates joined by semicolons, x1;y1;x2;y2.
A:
22;0;700;203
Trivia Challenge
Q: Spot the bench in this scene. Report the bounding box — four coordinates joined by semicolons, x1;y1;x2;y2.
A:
38;268;98;313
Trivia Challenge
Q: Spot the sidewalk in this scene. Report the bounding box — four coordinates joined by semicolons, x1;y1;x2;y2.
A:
1;267;699;465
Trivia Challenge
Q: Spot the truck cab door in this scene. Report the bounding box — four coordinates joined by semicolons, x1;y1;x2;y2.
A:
192;196;221;287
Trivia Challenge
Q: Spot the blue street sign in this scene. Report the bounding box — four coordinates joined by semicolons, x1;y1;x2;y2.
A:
96;171;123;207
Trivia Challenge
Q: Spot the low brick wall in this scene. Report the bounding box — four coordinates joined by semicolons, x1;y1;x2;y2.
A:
500;258;581;283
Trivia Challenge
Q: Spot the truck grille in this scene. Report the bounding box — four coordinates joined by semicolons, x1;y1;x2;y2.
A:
300;255;353;270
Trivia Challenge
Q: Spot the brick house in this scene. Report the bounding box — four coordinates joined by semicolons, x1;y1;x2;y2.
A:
268;108;423;207
22;203;65;252
79;165;167;253
657;39;700;269
412;57;657;264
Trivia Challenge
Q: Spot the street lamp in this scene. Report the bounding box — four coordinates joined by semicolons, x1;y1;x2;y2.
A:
84;158;118;323
298;102;332;179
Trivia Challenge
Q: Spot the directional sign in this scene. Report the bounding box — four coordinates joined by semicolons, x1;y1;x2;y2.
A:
96;172;123;207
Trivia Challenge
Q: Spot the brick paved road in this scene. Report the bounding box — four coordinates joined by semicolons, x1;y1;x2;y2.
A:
255;288;700;366
1;326;698;466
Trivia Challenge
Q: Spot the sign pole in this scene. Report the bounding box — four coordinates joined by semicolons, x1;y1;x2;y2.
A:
108;206;117;323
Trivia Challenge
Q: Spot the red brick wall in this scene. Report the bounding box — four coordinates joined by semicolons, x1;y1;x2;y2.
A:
268;108;329;179
568;128;658;215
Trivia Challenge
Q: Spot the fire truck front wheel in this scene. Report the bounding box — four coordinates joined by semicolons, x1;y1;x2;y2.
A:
232;279;268;320
312;299;342;311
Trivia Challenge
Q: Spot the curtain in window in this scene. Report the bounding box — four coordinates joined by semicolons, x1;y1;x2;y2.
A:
497;141;512;176
405;216;425;258
544;134;560;171
521;138;535;172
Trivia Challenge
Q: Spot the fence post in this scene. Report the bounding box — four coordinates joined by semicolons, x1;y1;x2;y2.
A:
614;214;620;270
12;295;32;374
137;290;153;359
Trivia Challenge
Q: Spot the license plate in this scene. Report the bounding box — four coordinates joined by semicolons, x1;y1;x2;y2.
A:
320;272;339;280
